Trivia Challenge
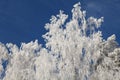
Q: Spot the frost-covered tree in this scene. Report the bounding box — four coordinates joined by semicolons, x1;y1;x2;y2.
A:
0;2;119;80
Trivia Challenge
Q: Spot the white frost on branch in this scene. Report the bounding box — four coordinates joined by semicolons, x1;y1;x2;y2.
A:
0;2;119;80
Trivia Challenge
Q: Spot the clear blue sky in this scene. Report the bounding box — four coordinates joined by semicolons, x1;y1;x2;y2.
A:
0;0;120;46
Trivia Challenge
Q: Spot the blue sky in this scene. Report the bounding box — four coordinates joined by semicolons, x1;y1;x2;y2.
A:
0;0;120;46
